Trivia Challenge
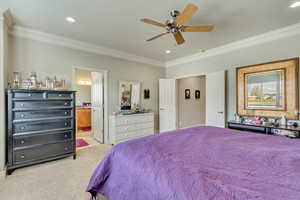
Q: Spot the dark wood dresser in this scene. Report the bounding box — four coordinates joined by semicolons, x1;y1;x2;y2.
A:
6;89;76;175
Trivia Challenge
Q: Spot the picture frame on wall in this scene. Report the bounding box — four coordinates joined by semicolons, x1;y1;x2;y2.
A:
144;89;150;99
185;89;191;99
236;58;299;119
195;90;200;99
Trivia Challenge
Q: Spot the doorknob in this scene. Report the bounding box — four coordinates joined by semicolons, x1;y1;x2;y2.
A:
217;111;224;114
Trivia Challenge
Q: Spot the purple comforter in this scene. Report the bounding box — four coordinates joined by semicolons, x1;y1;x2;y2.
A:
87;126;300;200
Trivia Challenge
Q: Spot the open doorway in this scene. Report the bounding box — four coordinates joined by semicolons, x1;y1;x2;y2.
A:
73;67;108;149
159;71;226;132
177;75;206;129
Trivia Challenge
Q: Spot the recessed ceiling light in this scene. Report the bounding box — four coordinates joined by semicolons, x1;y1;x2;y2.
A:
290;1;300;8
65;17;76;23
166;50;171;54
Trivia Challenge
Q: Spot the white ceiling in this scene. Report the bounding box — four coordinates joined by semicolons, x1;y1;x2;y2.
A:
1;0;300;62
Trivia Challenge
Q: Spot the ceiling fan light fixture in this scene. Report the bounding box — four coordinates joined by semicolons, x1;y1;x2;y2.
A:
141;4;214;45
65;17;76;23
290;1;300;8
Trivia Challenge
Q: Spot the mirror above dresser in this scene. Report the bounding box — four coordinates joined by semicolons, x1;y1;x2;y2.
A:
119;81;141;110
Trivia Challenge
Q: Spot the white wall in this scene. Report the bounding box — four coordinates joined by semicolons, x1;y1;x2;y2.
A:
167;34;300;121
178;76;206;128
75;69;91;105
8;35;165;130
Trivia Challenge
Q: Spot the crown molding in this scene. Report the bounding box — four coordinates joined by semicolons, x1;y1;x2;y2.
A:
166;22;300;67
10;26;165;67
8;22;300;69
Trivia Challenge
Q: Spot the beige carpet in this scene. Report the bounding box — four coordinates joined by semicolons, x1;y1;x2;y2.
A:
0;144;111;200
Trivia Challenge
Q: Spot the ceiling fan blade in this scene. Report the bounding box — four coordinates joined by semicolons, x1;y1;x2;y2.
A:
146;32;168;41
182;25;214;32
140;18;166;28
176;4;198;25
173;32;185;45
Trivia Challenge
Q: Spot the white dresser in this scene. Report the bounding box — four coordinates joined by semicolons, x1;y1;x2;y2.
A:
109;112;154;144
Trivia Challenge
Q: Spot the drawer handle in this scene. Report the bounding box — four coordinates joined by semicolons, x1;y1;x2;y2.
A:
21;140;25;144
20;103;24;107
64;134;68;138
64;111;68;115
28;94;32;97
59;94;62;97
64;122;68;126
21;155;25;159
20;114;25;118
20;126;26;130
64;102;68;106
64;147;69;151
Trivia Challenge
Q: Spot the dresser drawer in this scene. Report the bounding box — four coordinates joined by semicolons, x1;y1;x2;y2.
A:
13;100;72;110
14;109;72;121
47;92;72;99
13;119;72;134
13;130;73;149
13;141;73;164
115;128;154;141
116;115;154;126
116;122;154;134
13;92;44;99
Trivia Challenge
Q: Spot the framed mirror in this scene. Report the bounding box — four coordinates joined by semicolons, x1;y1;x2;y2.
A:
119;81;141;110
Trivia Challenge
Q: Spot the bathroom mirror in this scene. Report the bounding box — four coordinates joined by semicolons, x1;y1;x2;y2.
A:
119;81;141;110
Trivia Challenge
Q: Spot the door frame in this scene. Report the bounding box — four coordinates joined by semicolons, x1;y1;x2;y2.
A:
72;66;109;144
171;73;207;129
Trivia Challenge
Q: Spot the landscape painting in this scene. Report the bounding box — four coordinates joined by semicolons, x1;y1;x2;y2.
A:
245;70;285;110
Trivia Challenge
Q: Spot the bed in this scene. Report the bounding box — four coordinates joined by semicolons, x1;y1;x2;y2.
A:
87;126;300;200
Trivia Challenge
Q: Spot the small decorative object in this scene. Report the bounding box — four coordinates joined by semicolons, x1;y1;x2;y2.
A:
29;72;37;88
234;113;241;122
250;120;262;125
185;89;191;99
281;115;287;126
262;121;272;126
287;121;298;127
11;71;67;90
45;77;51;89
195;90;200;99
144;89;150;99
20;79;31;89
12;72;21;88
53;76;57;88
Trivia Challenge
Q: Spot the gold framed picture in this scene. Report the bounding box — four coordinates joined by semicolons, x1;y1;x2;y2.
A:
236;58;299;119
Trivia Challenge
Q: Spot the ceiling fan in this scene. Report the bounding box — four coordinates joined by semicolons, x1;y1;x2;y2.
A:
140;4;214;45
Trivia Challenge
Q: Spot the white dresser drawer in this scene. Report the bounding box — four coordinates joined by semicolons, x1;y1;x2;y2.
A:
116;122;153;134
115;128;154;142
115;114;153;126
109;113;155;144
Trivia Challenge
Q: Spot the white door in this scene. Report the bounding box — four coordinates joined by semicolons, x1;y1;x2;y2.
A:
159;79;177;133
91;72;104;143
206;71;226;127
